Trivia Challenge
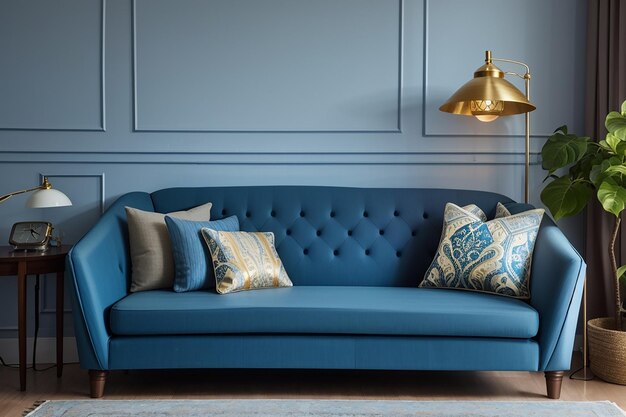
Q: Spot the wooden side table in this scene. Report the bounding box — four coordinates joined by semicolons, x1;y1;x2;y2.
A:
0;245;70;391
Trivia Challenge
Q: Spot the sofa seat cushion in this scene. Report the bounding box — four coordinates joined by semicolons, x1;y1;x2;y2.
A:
109;286;538;338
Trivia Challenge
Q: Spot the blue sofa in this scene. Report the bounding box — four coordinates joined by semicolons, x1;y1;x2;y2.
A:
67;186;585;399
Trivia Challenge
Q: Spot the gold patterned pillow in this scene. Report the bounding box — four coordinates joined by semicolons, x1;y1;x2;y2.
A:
201;229;293;294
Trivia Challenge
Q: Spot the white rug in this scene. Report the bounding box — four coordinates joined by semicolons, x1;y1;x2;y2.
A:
26;399;626;417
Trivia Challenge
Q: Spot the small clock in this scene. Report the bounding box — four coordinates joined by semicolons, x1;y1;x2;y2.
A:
9;221;53;251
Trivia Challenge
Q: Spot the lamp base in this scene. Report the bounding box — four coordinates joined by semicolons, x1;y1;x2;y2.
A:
570;366;594;381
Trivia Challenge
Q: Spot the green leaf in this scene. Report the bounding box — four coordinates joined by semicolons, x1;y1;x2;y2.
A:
615;127;626;141
590;156;626;188
554;125;568;135
606;111;626;140
598;140;612;152
606;132;626;155
541;131;589;173
597;178;626;217
617;265;626;284
606;132;622;153
606;111;626;131
540;176;592;220
603;164;626;177
571;150;599;181
622;100;626;117
590;163;602;185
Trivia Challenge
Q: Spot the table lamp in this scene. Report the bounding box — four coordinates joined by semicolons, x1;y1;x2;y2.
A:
439;50;536;203
0;176;71;207
0;177;72;250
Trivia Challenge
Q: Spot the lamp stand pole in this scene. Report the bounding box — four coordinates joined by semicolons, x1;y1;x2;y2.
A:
490;56;532;204
524;74;530;204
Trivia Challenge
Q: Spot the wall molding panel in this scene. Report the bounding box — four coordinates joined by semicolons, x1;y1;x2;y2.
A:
421;0;584;138
1;152;541;166
132;0;404;133
0;0;106;132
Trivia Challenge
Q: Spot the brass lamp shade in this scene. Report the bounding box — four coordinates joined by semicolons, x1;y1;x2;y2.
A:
439;58;536;117
439;76;536;116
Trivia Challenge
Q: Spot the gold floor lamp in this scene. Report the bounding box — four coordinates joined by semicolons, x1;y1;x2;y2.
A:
440;51;592;380
439;50;536;204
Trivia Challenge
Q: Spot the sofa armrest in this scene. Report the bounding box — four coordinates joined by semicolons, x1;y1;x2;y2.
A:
505;203;586;371
67;192;154;370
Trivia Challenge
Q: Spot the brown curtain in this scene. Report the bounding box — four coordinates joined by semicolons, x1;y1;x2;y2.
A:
585;0;626;320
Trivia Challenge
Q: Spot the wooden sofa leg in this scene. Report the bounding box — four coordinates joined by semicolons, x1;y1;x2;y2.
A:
89;370;108;398
545;371;565;399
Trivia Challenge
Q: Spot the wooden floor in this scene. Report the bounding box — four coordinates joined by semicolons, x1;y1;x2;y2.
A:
1;355;625;416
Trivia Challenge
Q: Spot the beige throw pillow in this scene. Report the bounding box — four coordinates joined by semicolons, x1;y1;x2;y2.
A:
126;202;212;292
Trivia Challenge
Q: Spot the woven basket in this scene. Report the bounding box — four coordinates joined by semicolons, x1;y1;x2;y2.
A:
588;317;626;385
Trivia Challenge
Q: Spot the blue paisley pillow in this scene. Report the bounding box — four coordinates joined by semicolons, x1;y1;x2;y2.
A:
420;203;544;298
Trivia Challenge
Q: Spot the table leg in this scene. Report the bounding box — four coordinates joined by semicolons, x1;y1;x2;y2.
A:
17;261;27;391
56;271;64;377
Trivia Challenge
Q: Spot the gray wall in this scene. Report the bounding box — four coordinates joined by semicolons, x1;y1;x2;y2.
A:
0;0;587;342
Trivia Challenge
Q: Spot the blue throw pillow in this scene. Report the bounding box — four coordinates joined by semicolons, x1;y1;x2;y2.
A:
165;215;239;292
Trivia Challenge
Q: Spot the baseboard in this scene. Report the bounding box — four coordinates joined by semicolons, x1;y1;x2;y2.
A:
0;337;79;365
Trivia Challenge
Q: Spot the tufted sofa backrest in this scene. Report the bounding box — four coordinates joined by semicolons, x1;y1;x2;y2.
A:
150;186;513;287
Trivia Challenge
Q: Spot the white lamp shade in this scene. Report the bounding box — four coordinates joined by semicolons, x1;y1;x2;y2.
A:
25;188;72;208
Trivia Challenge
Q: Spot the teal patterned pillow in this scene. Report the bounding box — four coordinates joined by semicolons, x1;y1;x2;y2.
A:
420;203;544;298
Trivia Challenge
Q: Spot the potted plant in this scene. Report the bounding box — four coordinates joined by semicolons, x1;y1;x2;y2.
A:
540;99;626;384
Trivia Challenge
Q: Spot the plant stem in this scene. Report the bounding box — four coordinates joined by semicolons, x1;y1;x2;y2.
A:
609;216;622;330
